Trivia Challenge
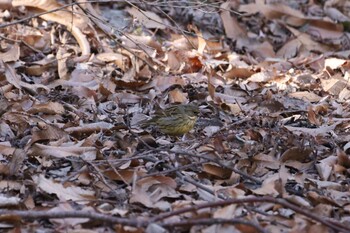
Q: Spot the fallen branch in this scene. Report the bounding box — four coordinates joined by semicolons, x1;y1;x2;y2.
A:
151;196;350;232
0;195;348;232
0;209;146;227
161;218;268;233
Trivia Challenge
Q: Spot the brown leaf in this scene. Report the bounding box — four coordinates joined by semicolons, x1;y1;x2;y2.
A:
168;88;188;104
220;1;246;40
127;7;166;29
336;148;350;168
28;102;65;115
30;123;69;145
96;52;129;71
284;123;340;137
224;67;256;79
104;169;145;184
0;44;20;62
34;175;95;202
307;106;321;126
280;147;312;163
29;143;97;160
7;149;26;176
202;163;232;179
130;176;179;210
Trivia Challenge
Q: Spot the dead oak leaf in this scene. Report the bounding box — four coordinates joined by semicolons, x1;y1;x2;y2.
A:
130;176;179;210
33;175;95;202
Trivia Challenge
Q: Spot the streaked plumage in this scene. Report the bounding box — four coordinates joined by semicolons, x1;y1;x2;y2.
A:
141;104;199;136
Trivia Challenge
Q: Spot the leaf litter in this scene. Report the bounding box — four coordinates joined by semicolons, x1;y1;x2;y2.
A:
0;0;350;232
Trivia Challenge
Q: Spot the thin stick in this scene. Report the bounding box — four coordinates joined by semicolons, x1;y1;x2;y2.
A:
150;196;350;232
161;218;267;233
0;209;146;227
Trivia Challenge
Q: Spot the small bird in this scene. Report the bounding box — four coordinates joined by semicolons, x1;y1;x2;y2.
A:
141;104;200;136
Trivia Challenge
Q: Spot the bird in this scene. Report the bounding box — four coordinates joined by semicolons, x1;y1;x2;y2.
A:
140;104;200;136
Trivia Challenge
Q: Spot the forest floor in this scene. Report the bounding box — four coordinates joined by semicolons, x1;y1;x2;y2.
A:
0;0;350;232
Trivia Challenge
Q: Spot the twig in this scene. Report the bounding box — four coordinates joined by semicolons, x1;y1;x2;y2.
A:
68;1;160;72
0;34;42;53
84;159;121;197
193;116;253;150
141;155;226;199
0;209;146;227
173;149;262;184
147;3;197;49
140;161;204;178
161;218;268;233
150;196;350;232
0;197;347;232
147;147;261;184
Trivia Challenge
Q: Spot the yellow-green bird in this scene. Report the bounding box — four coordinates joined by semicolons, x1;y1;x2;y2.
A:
141;104;200;136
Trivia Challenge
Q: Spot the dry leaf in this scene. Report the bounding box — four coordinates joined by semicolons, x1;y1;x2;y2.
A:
34;175;95;202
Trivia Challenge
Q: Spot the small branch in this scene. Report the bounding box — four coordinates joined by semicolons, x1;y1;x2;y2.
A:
150;196;350;232
161;218;268;233
0;209;147;227
147;147;261;184
140;161;204;178
85;161;121;197
0;35;42;53
142;156;226;199
1;196;347;232
172;149;262;184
